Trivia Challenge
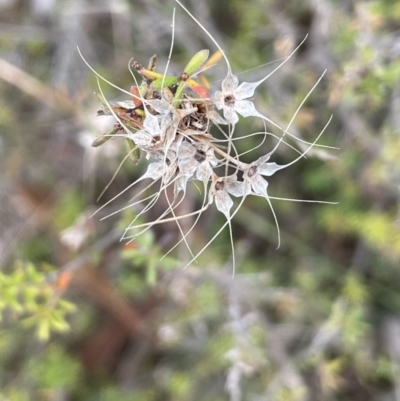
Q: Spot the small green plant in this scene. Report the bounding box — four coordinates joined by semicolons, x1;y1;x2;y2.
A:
0;261;76;341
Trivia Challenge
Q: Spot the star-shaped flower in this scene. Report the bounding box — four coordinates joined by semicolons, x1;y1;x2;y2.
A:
177;141;218;185
243;154;282;196
141;154;177;184
244;113;332;194
214;71;260;126
241;113;330;248
210;174;244;219
241;154;286;248
214;36;308;129
129;110;173;157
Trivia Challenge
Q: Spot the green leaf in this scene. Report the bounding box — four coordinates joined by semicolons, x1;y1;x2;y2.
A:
150;75;179;89
184;49;209;76
37;319;50;342
92;126;120;147
57;299;77;313
124;138;140;164
49;313;69;333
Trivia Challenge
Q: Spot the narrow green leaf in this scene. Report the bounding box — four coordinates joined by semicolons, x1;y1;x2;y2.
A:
37;319;50;341
151;75;179;90
50;314;69;332
57;299;77;313
91;127;119;147
124;138;140;164
184;49;209;76
172;81;186;108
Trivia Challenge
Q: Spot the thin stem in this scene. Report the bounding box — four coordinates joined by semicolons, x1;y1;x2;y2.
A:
208;142;248;171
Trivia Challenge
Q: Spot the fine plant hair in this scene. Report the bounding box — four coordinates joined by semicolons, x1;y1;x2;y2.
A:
81;1;337;274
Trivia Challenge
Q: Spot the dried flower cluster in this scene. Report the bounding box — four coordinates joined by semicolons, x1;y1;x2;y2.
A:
82;1;335;270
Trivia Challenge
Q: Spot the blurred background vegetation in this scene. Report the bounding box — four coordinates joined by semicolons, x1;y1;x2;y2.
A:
1;0;400;400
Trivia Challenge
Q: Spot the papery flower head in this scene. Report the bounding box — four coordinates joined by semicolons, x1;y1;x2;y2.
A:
83;3;336;274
